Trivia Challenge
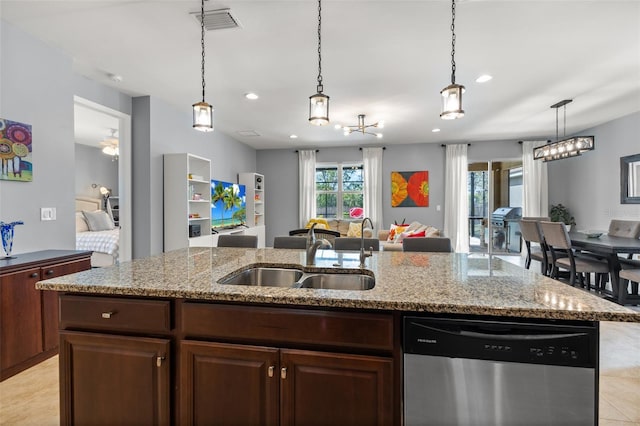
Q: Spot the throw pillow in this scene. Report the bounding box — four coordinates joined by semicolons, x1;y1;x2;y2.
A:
75;212;89;233
82;210;115;231
406;230;426;238
388;224;409;242
305;218;329;230
347;222;363;237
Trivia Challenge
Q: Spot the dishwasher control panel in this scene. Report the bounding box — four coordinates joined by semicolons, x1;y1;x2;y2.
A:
404;316;598;368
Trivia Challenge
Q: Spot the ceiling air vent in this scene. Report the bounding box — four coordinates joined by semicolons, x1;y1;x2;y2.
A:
237;130;260;137
193;8;241;31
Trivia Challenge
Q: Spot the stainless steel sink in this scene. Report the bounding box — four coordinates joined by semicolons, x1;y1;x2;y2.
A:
218;267;303;287
219;266;375;290
299;273;375;290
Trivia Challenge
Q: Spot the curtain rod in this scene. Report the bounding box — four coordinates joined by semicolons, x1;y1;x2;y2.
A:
441;143;471;147
517;140;551;145
294;149;320;153
358;147;386;150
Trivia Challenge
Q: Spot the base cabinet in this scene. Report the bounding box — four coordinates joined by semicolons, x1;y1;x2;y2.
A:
59;331;171;426
180;341;393;426
0;251;91;381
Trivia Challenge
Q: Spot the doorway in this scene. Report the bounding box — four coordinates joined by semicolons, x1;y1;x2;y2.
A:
468;160;523;255
73;97;131;263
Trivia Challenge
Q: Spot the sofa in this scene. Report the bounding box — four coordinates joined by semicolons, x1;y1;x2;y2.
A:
378;221;440;251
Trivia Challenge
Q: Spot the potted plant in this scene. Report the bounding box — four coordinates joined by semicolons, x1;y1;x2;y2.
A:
549;204;576;230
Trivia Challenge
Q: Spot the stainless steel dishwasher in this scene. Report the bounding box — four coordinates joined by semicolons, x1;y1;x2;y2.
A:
403;316;598;426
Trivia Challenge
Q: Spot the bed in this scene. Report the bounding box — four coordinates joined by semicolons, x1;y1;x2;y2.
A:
75;197;120;267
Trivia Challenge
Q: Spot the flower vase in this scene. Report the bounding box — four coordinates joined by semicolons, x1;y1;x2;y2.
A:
0;221;24;259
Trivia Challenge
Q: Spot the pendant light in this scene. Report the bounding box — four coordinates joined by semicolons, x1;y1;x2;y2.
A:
193;0;214;132
440;0;465;120
309;0;329;126
533;100;595;162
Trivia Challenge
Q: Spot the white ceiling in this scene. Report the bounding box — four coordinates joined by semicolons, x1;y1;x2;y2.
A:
2;0;639;150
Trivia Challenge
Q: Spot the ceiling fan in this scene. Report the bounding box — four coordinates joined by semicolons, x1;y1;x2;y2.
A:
100;128;119;159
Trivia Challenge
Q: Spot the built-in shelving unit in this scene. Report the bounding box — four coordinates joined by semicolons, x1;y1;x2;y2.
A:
106;196;119;227
238;172;266;247
164;153;212;251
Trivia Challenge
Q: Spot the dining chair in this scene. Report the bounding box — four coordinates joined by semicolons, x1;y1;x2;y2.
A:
217;235;258;248
608;220;640;239
539;221;609;288
519;219;551;275
333;237;380;251
273;236;307;249
619;268;640;301
522;216;551;222
402;237;452;253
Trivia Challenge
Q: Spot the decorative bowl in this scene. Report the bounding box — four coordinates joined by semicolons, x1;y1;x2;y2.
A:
582;230;603;238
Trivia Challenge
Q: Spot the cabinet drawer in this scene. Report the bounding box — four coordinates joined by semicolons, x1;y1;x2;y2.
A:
60;295;171;334
41;258;91;279
181;303;394;351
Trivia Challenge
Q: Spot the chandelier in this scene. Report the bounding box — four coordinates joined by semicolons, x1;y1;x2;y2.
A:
533;99;595;162
308;0;329;126
440;0;465;120
336;115;383;138
192;0;214;131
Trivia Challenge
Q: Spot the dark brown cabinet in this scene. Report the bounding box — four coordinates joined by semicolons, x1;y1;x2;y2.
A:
180;341;393;426
59;331;170;426
0;250;91;380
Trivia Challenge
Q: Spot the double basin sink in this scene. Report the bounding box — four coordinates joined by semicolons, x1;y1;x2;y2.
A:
218;265;375;291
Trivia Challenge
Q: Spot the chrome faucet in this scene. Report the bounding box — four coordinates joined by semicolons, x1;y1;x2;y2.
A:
307;223;331;266
360;217;374;268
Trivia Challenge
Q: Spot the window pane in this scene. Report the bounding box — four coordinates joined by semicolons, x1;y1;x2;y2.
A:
316;167;338;191
316;193;337;218
343;193;364;218
343;166;363;191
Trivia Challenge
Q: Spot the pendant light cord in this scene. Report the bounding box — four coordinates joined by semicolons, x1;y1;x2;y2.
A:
200;0;206;102
450;0;457;85
316;0;323;92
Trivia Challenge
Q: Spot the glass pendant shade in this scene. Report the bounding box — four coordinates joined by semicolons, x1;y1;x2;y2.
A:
309;92;330;126
193;101;214;132
440;83;465;120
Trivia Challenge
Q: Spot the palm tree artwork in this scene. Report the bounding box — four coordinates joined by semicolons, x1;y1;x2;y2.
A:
211;181;227;226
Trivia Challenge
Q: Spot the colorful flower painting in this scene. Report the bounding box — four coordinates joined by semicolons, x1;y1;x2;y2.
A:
0;118;33;182
391;171;429;207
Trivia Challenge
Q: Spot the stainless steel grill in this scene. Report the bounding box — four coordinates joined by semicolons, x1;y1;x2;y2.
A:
490;207;522;252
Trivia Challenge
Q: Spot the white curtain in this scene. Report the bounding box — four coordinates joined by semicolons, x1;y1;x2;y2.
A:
298;150;316;227
362;147;384;231
444;144;469;253
522;141;549;218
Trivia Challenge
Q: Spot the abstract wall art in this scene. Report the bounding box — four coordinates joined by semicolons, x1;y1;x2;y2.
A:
391;171;429;207
0;118;33;182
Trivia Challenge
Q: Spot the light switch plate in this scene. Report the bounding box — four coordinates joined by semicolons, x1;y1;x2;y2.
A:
41;207;56;221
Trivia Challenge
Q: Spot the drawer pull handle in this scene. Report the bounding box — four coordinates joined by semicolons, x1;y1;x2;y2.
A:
45;270;54;275
156;356;165;367
30;272;39;278
101;311;115;319
281;367;287;380
268;366;274;378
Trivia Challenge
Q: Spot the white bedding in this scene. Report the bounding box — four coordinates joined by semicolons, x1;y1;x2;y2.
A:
76;229;120;263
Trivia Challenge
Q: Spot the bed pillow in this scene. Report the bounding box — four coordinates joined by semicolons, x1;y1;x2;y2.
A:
75;212;90;233
82;210;115;231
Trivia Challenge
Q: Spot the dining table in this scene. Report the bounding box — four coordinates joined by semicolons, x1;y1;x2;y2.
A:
569;231;640;305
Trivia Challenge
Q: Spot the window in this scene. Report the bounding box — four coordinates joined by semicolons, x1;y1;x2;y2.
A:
315;163;364;219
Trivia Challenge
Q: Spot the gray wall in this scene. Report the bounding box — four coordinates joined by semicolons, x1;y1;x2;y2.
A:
257;143;446;246
75;144;119;199
548;111;640;230
0;20;76;253
133;96;256;258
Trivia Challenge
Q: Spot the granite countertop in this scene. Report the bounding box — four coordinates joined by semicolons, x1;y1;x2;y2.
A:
36;247;640;322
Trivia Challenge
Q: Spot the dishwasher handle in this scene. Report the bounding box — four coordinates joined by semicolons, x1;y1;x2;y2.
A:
416;322;589;342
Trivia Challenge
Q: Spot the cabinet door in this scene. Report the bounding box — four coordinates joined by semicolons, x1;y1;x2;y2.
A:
59;331;170;426
0;268;43;372
180;340;279;426
280;349;393;426
41;259;91;351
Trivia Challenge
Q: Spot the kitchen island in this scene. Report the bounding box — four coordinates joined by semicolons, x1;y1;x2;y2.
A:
37;247;640;425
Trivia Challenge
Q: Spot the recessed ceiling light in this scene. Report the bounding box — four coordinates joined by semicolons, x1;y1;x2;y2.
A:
475;75;493;83
244;93;259;100
432;128;441;133
289;134;298;139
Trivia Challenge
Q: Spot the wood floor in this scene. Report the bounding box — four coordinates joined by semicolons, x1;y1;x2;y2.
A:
1;319;638;425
